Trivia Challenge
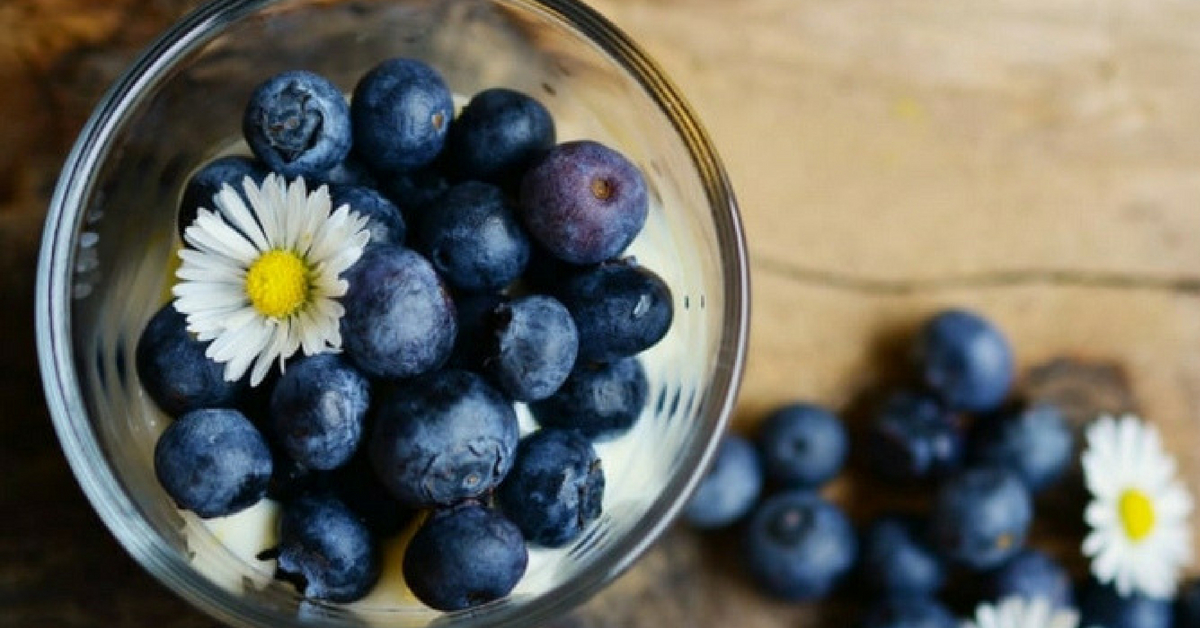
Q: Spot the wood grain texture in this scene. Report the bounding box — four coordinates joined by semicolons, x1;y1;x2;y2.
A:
5;0;1200;626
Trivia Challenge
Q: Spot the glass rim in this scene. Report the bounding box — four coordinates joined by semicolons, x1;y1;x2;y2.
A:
35;0;750;625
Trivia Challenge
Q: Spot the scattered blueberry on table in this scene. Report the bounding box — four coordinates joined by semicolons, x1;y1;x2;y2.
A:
914;308;1015;413
860;597;958;628
1080;580;1174;628
682;434;764;530
930;466;1033;571
867;389;965;482
857;515;946;598
742;490;858;601
756;402;847;488
981;548;1074;609
968;402;1074;493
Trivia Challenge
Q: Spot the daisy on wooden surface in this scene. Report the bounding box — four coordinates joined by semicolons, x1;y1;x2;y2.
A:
1081;413;1193;599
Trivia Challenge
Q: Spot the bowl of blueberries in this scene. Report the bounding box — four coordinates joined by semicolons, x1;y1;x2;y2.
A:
35;0;748;626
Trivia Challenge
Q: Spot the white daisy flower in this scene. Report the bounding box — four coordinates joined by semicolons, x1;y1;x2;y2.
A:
962;596;1079;628
172;173;370;386
1081;413;1193;599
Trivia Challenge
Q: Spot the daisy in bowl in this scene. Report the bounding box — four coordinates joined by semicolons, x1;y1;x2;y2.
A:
1081;413;1193;599
963;596;1079;628
173;173;370;386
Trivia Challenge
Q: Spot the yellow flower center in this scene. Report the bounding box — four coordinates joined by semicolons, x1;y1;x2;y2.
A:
245;249;310;319
1118;489;1156;542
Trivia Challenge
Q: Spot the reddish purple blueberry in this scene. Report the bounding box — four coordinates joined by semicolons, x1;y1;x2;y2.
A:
519;140;648;265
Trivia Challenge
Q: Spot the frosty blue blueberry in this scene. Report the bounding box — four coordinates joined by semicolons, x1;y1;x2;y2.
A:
369;370;518;508
275;491;380;603
242;70;352;178
529;357;648;440
446;87;556;186
269;353;371;471
339;245;457;380
402;502;528;612
136;302;247;417
497;429;604;547
351;57;453;173
153;408;272;518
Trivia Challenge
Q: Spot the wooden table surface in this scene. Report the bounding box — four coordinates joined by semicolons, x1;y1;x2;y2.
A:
6;0;1200;626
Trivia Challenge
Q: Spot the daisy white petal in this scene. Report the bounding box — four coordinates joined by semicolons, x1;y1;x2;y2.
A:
964;596;1078;628
170;174;369;386
1079;414;1193;599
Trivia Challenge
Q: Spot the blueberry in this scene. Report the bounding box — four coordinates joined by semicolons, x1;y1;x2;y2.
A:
915;308;1015;413
518;241;592;294
982;549;1074;608
445;87;555;186
402;501;528;612
269;353;371;471
931;467;1032;570
265;451;320;502
682;434;764;530
528;357;648;440
554;259;673;363
351;57;453;173
177;155;268;240
330;184;406;248
1081;581;1173;628
242;70;352;178
858;515;946;597
329;449;416;537
496;429;604;547
868;390;965;482
275;491;380;603
314;155;378;189
369;369;519;508
339;245;457;380
757;402;847;488
519;140;649;265
153;408;272;518
861;598;958;628
446;291;507;371
484;295;578;401
136;303;247;417
376;165;452;224
1176;578;1200;627
742;491;857;601
415;181;531;292
969;403;1074;493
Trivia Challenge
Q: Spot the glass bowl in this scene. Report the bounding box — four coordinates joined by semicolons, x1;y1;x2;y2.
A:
34;0;748;626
